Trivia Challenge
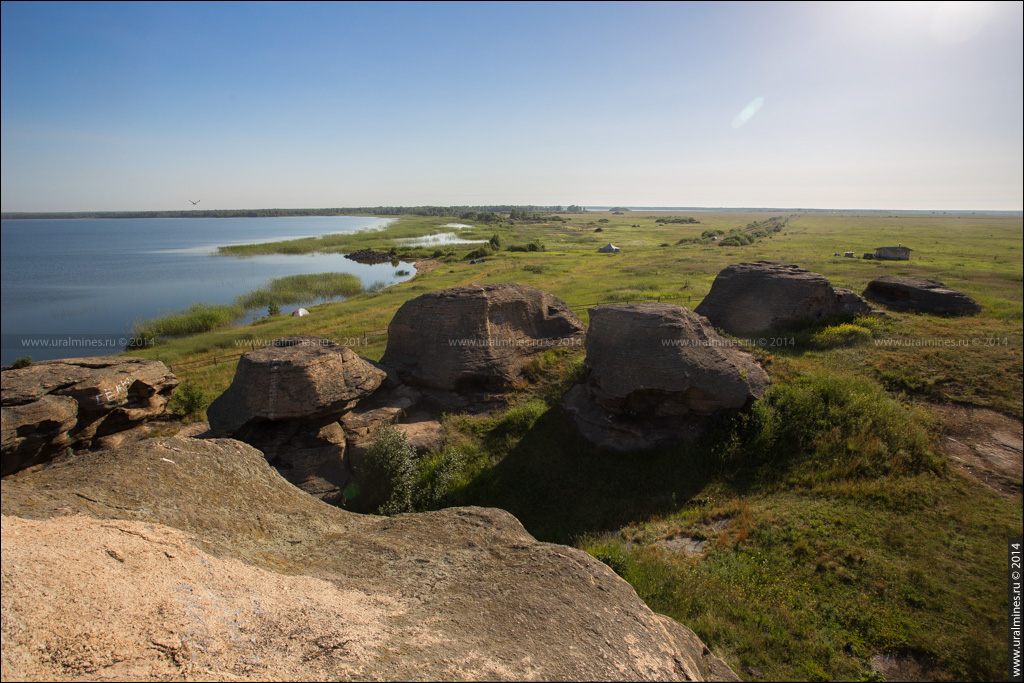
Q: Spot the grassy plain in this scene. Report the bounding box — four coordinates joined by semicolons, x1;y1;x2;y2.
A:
129;209;1022;681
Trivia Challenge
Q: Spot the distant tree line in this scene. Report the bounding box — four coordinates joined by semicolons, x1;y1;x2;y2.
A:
655;216;700;224
1;205;581;220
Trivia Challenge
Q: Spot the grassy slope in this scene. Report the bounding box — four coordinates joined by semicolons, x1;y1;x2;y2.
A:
130;210;1022;681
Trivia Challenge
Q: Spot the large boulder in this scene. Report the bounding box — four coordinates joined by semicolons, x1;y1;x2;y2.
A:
566;303;769;450
1;356;177;476
207;337;386;503
862;276;981;315
380;283;586;391
1;436;739;682
695;262;871;335
208;336;386;435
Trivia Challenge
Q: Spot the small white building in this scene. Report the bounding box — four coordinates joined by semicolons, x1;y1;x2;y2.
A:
598;243;621;253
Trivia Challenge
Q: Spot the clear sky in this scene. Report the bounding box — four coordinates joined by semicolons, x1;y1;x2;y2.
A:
2;1;1021;212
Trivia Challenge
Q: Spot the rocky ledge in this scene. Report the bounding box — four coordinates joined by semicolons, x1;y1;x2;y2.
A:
1;357;177;476
1;436;739;682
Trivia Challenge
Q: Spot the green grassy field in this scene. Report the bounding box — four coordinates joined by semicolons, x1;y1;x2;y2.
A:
130;209;1022;681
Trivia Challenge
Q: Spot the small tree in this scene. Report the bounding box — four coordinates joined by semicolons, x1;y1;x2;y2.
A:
361;425;417;515
168;379;209;422
267;302;281;317
489;233;501;250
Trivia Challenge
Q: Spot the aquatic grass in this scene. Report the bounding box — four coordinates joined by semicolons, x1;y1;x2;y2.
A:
234;272;362;309
134;272;364;340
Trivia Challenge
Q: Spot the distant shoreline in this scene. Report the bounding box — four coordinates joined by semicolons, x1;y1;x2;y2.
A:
0;205;577;220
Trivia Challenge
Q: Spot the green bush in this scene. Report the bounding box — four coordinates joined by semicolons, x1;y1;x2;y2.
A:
412;446;468;509
721;374;941;483
464;246;493;260
361;425;418;515
808;323;873;349
10;356;33;369
168;379;209;421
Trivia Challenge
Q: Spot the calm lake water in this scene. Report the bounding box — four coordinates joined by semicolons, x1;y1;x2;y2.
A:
0;216;413;365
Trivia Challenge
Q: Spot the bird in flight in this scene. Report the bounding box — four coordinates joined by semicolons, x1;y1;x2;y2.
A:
188;199;201;205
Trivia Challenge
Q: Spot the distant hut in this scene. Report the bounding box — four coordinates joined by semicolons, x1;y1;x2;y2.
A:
843;251;855;258
291;307;310;317
598;243;621;253
874;245;912;261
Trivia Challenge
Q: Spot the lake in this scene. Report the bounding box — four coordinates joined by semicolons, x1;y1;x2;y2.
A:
0;216;413;365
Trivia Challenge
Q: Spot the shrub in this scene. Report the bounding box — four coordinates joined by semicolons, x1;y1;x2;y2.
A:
267;302;281;317
464;246;493;260
10;356;33;369
412;446;468;510
508;241;545;252
168;379;209;422
808;323;873;349
362;425;418;515
722;374;940;482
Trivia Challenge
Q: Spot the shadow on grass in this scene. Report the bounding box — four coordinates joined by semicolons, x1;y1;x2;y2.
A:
444;405;781;545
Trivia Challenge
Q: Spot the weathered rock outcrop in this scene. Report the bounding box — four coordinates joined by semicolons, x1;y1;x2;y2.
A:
1;356;177;476
695;262;871;335
863;276;981;315
380;283;586;391
208;336;386;434
1;437;739;681
566;303;769;450
206;336;387;503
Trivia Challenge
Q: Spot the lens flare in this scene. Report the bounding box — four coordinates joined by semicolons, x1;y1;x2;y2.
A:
732;96;765;129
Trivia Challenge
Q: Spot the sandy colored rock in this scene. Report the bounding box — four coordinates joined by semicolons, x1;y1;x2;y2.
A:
1;514;393;682
381;283;585;391
1;436;738;682
862;276;981;315
694;262;870;335
566;303;769;450
1;356;177;476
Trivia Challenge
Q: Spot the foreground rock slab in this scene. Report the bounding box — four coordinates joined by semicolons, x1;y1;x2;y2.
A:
1;437;738;682
566;303;769;450
862;276;981;315
695;262;870;335
381;283;586;391
1;356;177;476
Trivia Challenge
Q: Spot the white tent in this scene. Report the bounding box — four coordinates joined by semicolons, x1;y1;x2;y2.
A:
598;243;620;253
291;308;310;317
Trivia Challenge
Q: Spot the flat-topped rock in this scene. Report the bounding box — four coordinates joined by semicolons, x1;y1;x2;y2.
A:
566;303;769;450
1;356;177;476
206;337;386;503
862;276;981;315
207;336;386;436
1;436;739;682
380;283;585;391
695;262;870;335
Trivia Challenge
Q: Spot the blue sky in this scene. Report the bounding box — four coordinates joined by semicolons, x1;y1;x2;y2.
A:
2;1;1021;212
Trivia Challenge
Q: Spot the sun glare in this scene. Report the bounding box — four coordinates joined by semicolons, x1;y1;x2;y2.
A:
857;1;995;44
